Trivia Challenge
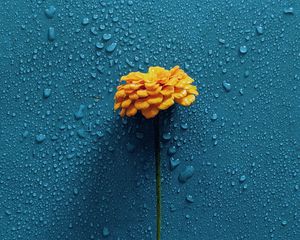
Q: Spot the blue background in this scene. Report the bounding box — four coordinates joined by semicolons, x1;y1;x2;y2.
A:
0;0;299;239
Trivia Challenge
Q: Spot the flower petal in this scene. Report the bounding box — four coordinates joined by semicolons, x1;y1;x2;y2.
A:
129;93;139;100
175;95;196;106
141;106;159;119
120;108;126;117
114;102;121;110
158;97;174;110
121;99;132;108
121;72;146;82
136;89;149;97
160;86;174;96
123;83;142;90
172;89;187;99
166;77;178;86
147;94;163;104
126;104;137;117
115;89;126;99
147;86;162;95
145;82;159;90
188;88;199;95
134;99;150;110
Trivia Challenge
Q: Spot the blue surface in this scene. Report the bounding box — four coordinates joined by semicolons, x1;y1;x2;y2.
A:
0;1;156;239
158;1;300;239
0;0;299;240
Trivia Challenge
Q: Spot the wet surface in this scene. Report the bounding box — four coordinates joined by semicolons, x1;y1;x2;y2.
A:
0;0;299;239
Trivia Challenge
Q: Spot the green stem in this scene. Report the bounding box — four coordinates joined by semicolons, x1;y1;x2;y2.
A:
154;116;161;240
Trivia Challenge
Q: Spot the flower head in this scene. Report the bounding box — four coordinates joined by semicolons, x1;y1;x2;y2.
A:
114;66;199;119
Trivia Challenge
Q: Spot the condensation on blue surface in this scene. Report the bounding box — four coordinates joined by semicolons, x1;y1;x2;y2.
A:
158;0;300;240
0;0;156;239
0;0;299;240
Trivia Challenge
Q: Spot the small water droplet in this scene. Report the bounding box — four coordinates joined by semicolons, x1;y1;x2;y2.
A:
45;6;56;19
180;123;188;130
43;88;51;98
48;27;56;41
103;33;112;41
162;132;171;141
82;17;90;25
211;113;218;121
102;227;110;237
222;81;231;92
281;220;288;226
239;175;246;182
256;26;263;35
283;7;294;15
74;105;85;120
106;42;117;53
186;195;194;203
178;166;195;183
168;146;177;155
239;46;248;54
35;134;46;143
169;158;181;170
77;129;86;138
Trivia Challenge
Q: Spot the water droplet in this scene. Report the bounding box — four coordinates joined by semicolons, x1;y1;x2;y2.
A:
74;105;85;120
106;42;117;53
96;42;104;49
96;131;104;138
180;123;188;130
256;26;263;35
5;210;12;215
43;88;51;98
162;132;171;141
239;175;246;182
35;134;46;143
281;220;288;226
244;70;250;78
22;131;29;138
283;7;294;15
211;113;218;121
239;46;248;54
77;129;86;138
178;166;195;183
222;81;231;92
169;158;181;170
82;17;90;25
103;33;112;41
168;146;177;155
186;195;194;203
48;27;56;41
45;6;56;19
102;227;110;237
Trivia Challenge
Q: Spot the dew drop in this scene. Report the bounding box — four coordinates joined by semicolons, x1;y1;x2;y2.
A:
43;88;51;98
48;27;56;41
35;134;46;143
178;166;195;183
239;45;248;54
222;81;231;92
45;6;56;19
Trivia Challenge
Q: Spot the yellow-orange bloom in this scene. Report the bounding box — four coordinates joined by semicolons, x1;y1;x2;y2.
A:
114;66;199;119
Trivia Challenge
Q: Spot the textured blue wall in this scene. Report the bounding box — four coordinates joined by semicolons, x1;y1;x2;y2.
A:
0;0;299;240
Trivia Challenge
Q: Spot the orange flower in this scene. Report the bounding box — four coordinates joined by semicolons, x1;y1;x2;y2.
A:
114;66;199;119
